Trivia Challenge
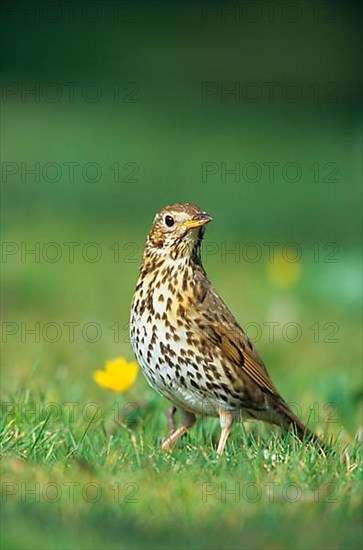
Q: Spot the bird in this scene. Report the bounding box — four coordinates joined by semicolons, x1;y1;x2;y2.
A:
130;202;325;455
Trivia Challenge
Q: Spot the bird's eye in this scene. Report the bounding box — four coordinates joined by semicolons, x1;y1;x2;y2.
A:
164;215;174;227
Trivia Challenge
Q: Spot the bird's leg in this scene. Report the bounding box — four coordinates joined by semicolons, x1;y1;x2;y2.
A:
161;409;196;451
166;405;177;436
217;409;234;456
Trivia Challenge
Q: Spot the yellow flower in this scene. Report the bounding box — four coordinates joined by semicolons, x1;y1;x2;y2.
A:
267;250;301;288
93;357;138;392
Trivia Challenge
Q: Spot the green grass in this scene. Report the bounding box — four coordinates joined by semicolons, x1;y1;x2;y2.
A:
1;380;362;550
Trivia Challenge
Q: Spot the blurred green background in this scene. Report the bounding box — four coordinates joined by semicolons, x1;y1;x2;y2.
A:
1;1;362;549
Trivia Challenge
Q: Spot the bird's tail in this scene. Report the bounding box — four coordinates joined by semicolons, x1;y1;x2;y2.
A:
272;399;331;455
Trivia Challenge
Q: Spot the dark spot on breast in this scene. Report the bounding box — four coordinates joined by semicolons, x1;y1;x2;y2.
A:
164;356;174;367
177;305;185;318
182;270;188;291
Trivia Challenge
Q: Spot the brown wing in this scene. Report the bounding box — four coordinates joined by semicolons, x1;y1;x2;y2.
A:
199;282;280;398
191;272;329;452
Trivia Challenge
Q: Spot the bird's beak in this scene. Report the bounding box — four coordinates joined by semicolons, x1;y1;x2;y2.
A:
181;212;213;230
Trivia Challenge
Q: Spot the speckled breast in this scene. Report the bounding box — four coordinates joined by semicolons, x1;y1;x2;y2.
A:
129;260;223;417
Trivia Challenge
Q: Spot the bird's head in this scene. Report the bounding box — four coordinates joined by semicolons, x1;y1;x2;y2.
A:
144;203;212;262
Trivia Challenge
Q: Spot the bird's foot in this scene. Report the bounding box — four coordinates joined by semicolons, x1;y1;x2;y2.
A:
161;426;188;451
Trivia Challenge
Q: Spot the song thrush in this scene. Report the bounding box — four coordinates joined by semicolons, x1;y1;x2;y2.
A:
130;203;324;455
